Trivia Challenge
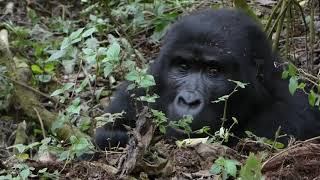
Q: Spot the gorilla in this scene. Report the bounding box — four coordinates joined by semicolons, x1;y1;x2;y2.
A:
95;8;320;150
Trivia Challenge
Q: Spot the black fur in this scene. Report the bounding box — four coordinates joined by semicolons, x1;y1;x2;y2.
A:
95;8;320;150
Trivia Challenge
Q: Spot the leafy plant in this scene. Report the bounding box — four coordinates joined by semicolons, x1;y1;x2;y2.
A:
239;153;264;180
211;80;248;143
210;156;240;180
169;115;193;138
282;63;320;108
151;109;168;134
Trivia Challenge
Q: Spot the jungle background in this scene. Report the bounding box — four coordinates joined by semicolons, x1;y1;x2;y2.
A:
1;0;320;179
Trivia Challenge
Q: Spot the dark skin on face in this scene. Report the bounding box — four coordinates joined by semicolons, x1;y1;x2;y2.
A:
94;8;320;150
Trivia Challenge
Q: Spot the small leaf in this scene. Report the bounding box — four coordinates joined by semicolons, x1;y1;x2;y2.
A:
38;168;48;173
228;79;249;88
31;64;44;74
48;49;66;61
224;159;239;177
281;70;289;79
240;153;263;180
50;89;64;96
61;37;71;50
125;71;139;81
44;63;55;72
289;77;299;95
71;37;82;44
37;74;52;83
82;27;97;38
127;83;136;91
210;164;222;175
69;28;85;40
288;63;297;76
107;42;121;60
308;90;317;107
140;74;156;88
82;48;95;55
85;37;99;49
103;62;113;78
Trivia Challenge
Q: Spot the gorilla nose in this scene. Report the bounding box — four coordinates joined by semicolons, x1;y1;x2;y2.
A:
178;95;201;107
175;91;204;115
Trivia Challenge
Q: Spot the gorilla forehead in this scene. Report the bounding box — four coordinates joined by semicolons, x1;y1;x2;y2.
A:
162;9;259;57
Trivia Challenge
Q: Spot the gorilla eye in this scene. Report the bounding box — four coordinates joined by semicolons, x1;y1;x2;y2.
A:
207;66;220;76
178;63;190;71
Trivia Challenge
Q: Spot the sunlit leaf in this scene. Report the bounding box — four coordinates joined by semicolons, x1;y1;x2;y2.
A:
31;64;43;74
308;90;317;107
82;27;97;38
289;77;299;95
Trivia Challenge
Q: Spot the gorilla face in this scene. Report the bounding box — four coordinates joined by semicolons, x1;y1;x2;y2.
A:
152;9;271;135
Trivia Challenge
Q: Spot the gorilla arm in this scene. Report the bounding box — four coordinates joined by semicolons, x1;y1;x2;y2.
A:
94;82;136;150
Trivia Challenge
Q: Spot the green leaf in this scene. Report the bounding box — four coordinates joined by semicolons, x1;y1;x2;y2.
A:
159;126;166;134
69;28;85;40
137;94;159;103
37;74;52;83
75;77;89;94
36;74;52;83
103;62;113;78
228;79;249;88
31;64;44;74
50;89;64;96
125;71;139;81
63;82;75;90
281;70;289;79
66;98;81;115
107;42;121;60
10;144;27;153
288;63;297;76
127;83;136;91
61;37;71;50
224;159;239;177
20;168;31;180
210;164;222;175
51;113;68;133
82;48;95;55
140;74;156;88
58;150;69;161
289;77;299;95
240;153;263;180
97;47;108;56
85;37;99;49
44;63;55;73
78;116;91;131
308;90;317;107
48;49;66;61
71;37;82;44
38;168;48;173
82;27;97;38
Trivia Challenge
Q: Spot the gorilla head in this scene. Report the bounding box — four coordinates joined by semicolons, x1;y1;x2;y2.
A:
95;8;320;150
151;9;274;137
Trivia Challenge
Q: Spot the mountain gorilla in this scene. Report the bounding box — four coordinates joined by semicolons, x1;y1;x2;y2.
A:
95;8;320;150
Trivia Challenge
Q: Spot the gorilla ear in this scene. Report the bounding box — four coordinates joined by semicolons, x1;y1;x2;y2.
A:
248;26;273;81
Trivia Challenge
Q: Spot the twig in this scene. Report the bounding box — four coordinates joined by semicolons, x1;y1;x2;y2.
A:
34;108;46;139
273;0;289;50
262;136;320;169
309;0;316;70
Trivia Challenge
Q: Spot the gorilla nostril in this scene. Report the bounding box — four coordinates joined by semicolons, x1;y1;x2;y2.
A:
178;96;187;105
190;99;201;107
177;95;201;108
